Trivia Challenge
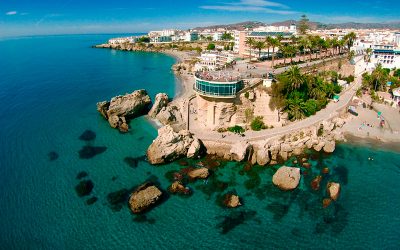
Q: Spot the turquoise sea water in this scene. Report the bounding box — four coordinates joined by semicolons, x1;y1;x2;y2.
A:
1;35;400;250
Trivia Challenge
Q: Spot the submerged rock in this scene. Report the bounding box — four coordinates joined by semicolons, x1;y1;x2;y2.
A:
76;171;88;180
48;151;59;161
129;183;163;213
327;182;341;201
86;197;98;205
75;180;94;197
224;194;241;208
188;167;209;179
272;166;301;191
311;176;323;191
97;89;151;132
147;125;204;164
169;181;191;195
148;93;169;118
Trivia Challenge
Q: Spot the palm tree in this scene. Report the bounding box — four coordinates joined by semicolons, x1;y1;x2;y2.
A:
270;38;280;68
286;97;306;120
288;45;297;64
365;48;373;62
245;37;256;61
309;77;327;99
298;36;310;62
344;32;357;51
285;66;304;90
331;38;339;56
265;36;272;60
253;40;266;59
371;64;389;91
338;39;346;55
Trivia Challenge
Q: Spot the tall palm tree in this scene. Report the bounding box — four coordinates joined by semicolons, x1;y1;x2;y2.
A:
245;37;256;61
298;36;310;62
286;97;307;121
344;32;357;51
338;39;346;55
270;37;280;68
285;66;304;90
265;36;272;59
365;48;373;62
331;38;339;56
253;40;267;59
371;64;389;91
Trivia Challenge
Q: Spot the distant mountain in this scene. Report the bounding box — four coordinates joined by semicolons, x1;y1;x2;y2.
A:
194;20;400;31
323;21;400;29
193;21;265;31
270;20;321;30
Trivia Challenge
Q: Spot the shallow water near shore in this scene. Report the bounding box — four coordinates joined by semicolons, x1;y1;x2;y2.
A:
1;35;400;250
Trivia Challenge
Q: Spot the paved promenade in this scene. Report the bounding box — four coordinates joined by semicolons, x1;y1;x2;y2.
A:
190;56;361;144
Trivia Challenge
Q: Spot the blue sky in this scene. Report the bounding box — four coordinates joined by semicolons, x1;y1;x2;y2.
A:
1;0;399;37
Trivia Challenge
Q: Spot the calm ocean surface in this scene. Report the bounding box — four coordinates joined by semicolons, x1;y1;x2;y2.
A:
0;35;399;250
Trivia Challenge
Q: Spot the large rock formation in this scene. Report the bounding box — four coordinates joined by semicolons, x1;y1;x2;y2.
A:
97;89;151;132
128;183;162;213
256;148;270;166
148;93;169;118
272;166;301;191
323;140;336;153
230;141;252;162
327;182;340;201
147;125;204;164
155;105;184;126
188;167;209;179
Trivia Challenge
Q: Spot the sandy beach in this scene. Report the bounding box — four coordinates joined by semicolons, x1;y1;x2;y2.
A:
340;98;400;145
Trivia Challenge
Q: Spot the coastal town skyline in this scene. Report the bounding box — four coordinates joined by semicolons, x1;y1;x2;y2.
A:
2;0;400;37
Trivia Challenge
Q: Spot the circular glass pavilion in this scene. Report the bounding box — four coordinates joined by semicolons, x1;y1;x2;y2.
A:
194;72;244;98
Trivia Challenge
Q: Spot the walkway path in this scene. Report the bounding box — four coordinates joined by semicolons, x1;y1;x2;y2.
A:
190;57;362;144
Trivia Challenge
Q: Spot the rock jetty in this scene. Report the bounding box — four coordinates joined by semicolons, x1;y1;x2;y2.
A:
272;166;301;191
203;118;346;165
128;183;162;213
147;125;204;164
97;89;151;132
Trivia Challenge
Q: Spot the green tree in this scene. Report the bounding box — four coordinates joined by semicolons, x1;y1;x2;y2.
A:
221;32;234;41
245;37;256;61
344;32;357;51
285;66;304;90
250;116;266;131
207;43;216;50
298;15;310;35
270;37;280;67
253;40;267;59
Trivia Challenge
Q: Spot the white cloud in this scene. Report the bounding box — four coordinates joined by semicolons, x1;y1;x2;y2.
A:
6;11;17;16
200;0;296;15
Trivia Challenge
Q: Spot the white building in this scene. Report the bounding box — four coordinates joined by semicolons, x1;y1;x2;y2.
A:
194;51;235;71
370;44;400;69
395;32;400;47
184;32;199;42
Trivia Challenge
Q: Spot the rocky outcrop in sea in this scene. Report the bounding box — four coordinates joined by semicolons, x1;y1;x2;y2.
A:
146;125;205;165
97;89;151;132
128;182;163;213
148;93;169;118
272;166;301;191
